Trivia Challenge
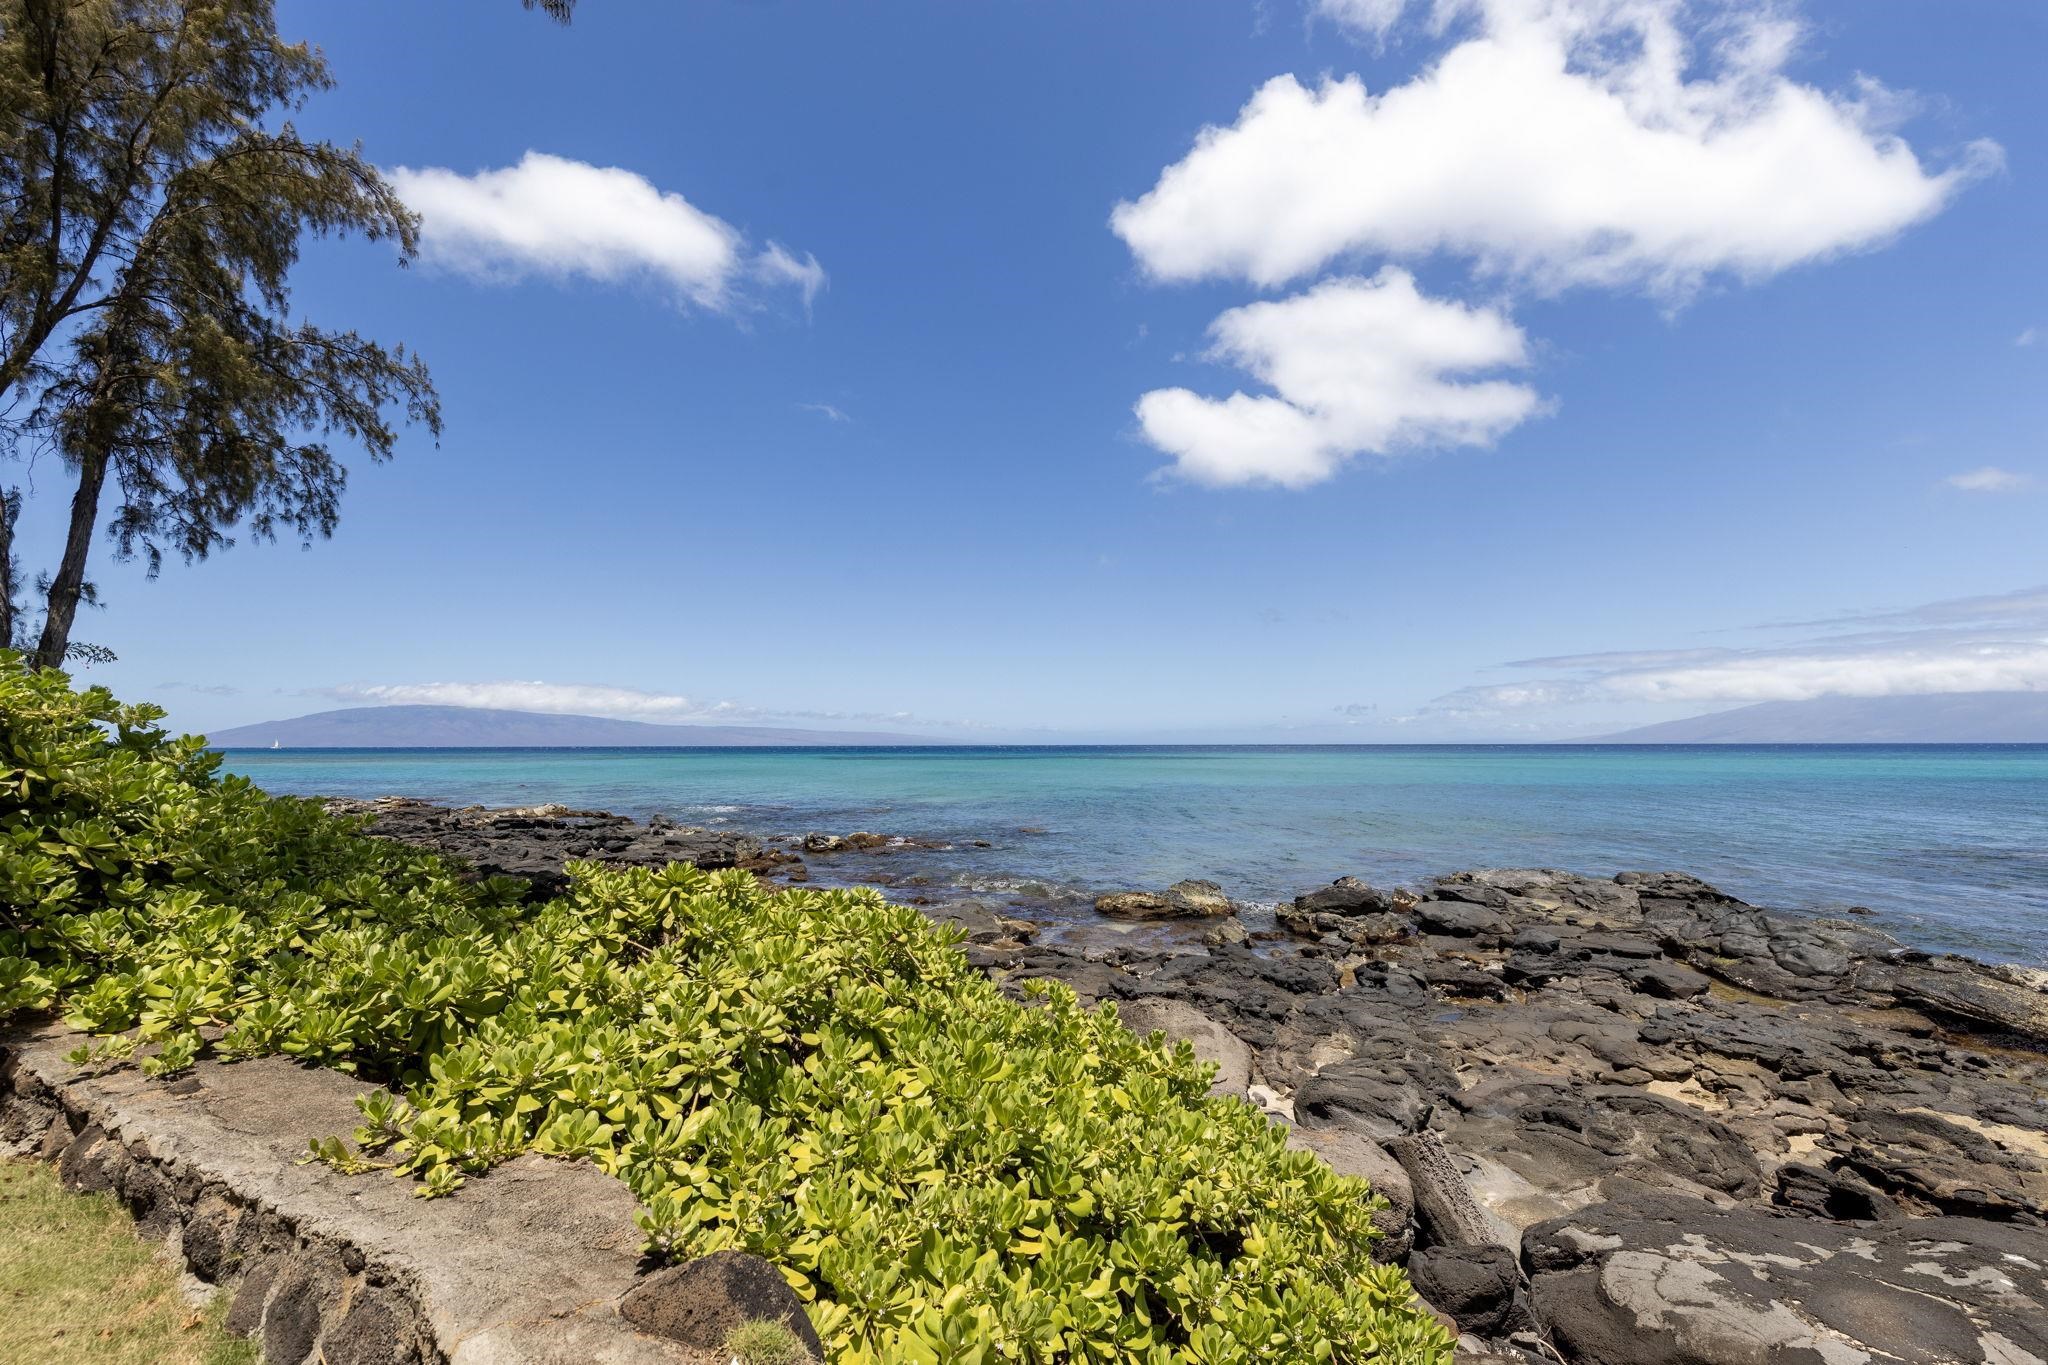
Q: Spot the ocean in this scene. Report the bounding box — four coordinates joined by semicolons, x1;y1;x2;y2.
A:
217;744;2048;966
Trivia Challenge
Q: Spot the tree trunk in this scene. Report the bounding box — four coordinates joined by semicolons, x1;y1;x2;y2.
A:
0;486;17;653
31;447;108;670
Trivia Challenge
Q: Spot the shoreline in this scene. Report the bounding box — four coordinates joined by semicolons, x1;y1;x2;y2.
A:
333;795;2048;1362
230;743;2048;969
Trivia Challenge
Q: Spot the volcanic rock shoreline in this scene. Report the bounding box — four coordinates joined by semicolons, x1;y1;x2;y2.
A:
332;797;2048;1364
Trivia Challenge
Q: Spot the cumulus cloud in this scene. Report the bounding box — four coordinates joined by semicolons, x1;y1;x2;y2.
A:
387;152;823;312
1116;0;1994;491
1425;584;2048;715
1136;269;1542;486
1946;466;2032;493
1117;0;1996;298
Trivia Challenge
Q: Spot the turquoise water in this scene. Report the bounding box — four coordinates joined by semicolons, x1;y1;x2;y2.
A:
218;745;2048;965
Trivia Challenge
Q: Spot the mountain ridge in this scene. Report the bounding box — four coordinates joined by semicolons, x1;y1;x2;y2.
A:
1598;692;2048;743
207;704;945;748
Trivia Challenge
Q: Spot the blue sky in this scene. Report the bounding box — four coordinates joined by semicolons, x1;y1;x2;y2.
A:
24;0;2048;740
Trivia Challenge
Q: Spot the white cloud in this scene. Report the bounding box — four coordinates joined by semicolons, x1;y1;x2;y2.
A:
326;680;996;731
797;401;852;423
754;242;828;310
387;152;823;312
1315;0;1408;39
1946;466;2032;493
335;681;731;722
1115;0;1995;494
1426;584;2048;714
1116;1;1996;299
1137;269;1542;486
1605;643;2048;704
1446;643;2048;711
2017;327;2039;348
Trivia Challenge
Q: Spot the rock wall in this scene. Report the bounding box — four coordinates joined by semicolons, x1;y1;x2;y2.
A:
0;1021;730;1365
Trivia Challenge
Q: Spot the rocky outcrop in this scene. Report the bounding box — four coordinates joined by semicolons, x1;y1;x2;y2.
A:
334;803;2048;1365
326;798;791;898
996;868;2048;1362
1279;876;1408;938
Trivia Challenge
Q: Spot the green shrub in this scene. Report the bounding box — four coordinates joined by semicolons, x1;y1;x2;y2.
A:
0;657;1454;1364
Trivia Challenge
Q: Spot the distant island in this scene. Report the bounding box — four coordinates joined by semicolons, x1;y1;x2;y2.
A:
215;695;2048;748
1599;691;2048;743
207;705;946;748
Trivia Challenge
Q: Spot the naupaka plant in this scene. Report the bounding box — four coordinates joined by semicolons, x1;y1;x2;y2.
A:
0;656;1454;1364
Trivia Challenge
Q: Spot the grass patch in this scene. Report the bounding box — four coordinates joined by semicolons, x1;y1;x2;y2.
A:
726;1317;819;1364
0;1159;256;1365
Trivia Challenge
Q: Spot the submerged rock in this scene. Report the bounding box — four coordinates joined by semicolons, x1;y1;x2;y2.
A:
1205;914;1250;947
1095;890;1175;918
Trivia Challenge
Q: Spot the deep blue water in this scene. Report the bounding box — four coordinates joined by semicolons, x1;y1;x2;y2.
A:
217;745;2048;965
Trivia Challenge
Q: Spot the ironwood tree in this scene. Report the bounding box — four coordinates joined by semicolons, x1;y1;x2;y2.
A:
0;0;439;666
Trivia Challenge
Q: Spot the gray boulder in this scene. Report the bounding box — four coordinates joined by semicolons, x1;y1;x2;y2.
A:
1293;876;1393;915
1408;1243;1519;1336
1283;1122;1416;1262
1119;999;1253;1097
620;1250;823;1357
